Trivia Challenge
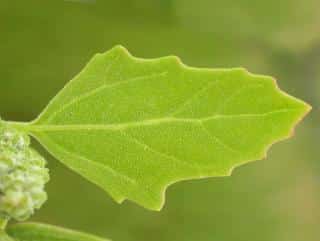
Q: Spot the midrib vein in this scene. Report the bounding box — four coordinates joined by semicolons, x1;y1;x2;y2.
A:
23;108;299;132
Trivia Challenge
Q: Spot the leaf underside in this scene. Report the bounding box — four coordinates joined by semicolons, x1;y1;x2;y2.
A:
16;46;310;210
7;223;110;241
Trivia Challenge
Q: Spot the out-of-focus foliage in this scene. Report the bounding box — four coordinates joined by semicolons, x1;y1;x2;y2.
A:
175;0;320;52
0;1;318;241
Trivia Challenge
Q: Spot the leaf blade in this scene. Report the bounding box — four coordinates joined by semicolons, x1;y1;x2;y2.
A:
18;46;310;210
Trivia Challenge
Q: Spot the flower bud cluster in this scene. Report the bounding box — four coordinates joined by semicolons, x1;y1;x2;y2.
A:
0;120;49;221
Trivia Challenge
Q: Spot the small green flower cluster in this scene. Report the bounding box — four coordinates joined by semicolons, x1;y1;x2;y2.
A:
0;120;49;221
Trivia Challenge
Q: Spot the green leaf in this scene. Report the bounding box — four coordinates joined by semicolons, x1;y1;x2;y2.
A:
11;46;310;210
7;223;110;241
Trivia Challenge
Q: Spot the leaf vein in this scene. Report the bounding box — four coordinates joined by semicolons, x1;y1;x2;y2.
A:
169;80;220;117
214;84;263;114
27;108;300;132
199;122;242;155
45;71;168;123
38;133;137;185
120;130;202;171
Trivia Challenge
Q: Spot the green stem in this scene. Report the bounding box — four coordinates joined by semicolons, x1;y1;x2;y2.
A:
6;121;30;132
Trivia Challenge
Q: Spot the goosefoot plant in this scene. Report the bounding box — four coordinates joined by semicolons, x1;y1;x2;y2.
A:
0;46;310;241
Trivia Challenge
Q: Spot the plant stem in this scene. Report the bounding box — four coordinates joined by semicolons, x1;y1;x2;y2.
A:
6;121;30;132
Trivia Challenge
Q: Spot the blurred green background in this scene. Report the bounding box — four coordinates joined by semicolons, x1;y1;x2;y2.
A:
0;1;319;241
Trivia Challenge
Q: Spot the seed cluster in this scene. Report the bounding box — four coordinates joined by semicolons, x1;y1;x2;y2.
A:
0;121;49;221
